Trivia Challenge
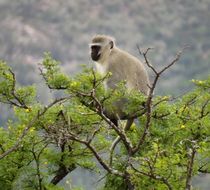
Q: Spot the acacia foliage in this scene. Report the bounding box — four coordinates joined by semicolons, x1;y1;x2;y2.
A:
0;53;210;190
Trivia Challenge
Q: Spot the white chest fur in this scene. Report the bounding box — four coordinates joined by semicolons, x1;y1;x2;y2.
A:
95;62;108;90
95;62;108;76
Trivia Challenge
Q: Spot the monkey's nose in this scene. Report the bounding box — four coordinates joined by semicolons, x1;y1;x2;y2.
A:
91;52;101;61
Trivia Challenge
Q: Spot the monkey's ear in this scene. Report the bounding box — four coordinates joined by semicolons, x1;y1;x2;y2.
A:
109;41;114;49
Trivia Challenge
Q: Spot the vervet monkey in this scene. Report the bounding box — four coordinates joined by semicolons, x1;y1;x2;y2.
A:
90;34;150;126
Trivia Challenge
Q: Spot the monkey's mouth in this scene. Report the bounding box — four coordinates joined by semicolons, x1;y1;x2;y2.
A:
91;52;101;61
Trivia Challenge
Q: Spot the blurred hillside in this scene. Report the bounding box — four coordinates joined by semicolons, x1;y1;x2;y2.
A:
0;0;209;89
0;0;210;188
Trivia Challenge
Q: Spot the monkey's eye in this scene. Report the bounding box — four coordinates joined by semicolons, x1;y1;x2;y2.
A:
91;45;101;52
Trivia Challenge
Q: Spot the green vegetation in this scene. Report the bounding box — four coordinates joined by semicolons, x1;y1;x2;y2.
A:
0;0;210;189
0;53;209;189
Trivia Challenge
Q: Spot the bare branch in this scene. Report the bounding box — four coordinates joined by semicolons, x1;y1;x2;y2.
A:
133;47;184;155
158;50;182;75
137;46;157;74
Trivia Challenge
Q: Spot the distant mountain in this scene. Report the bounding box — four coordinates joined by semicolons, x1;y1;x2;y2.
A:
0;0;209;94
0;0;210;120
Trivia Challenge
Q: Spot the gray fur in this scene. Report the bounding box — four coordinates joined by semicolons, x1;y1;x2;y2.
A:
90;35;150;124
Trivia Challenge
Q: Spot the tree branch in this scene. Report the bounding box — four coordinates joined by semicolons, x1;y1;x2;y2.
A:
0;97;70;159
185;146;196;190
66;133;123;176
131;164;173;190
75;89;133;154
50;142;76;185
132;47;183;155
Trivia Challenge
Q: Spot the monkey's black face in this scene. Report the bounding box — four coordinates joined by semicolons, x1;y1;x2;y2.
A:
91;45;101;61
